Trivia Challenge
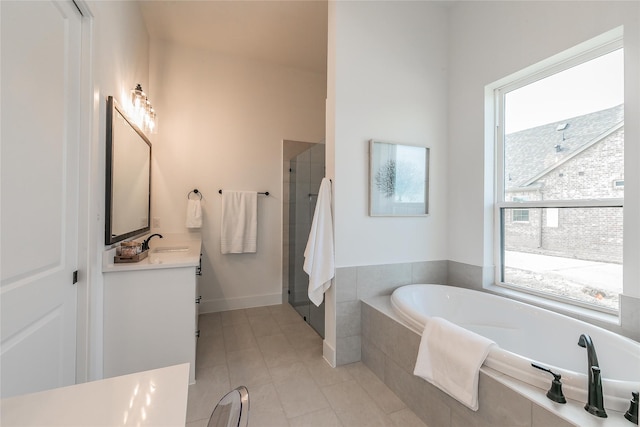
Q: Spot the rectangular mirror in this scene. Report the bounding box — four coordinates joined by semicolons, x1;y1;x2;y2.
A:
369;140;429;216
105;96;151;245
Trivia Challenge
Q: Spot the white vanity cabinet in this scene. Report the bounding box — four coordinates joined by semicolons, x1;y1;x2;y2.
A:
102;237;201;384
103;267;198;384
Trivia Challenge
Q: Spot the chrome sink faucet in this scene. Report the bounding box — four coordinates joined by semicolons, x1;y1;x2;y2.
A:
578;333;607;418
142;233;163;251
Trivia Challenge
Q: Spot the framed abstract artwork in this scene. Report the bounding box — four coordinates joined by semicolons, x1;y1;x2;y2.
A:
369;140;429;216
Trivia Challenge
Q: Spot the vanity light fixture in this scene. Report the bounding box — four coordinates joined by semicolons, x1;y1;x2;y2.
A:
130;84;158;134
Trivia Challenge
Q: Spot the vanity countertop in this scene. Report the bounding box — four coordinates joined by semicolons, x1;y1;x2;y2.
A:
0;363;189;426
103;234;202;273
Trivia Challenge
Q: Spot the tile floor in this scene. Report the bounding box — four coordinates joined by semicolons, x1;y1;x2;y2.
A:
186;303;428;427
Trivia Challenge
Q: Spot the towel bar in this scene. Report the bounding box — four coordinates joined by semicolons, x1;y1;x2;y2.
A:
218;189;269;196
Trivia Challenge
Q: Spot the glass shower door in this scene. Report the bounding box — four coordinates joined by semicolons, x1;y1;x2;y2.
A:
288;144;325;337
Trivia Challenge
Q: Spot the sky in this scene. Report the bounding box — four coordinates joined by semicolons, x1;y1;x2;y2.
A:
505;48;624;134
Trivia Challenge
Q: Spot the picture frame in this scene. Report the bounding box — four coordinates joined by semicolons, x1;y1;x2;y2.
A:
369;140;429;216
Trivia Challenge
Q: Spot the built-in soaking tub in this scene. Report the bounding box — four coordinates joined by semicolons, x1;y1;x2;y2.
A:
390;284;640;413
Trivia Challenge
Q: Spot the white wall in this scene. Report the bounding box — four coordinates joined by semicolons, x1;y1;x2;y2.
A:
447;1;640;296
324;0;449;364
149;41;326;311
331;1;450;268
82;0;150;381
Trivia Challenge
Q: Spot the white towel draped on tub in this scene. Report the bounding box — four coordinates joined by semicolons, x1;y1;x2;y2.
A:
413;317;495;411
186;199;202;228
304;178;334;306
221;190;257;254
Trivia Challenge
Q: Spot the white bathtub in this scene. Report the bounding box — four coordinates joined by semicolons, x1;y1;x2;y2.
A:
390;284;640;413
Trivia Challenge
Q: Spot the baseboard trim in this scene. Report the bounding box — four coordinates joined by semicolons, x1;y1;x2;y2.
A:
323;340;336;368
200;293;282;313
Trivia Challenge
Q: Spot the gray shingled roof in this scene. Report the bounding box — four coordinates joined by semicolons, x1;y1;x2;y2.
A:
505;104;624;190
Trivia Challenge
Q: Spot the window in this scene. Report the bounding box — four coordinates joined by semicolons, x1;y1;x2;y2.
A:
511;197;530;222
512;209;529;223
493;34;623;313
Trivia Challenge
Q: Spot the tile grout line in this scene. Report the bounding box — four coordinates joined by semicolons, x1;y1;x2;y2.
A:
190;306;425;427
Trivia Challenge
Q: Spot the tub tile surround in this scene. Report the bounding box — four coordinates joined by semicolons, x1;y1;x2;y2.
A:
361;297;633;427
334;260;448;365
447;260;485;291
620;294;640;342
335;259;639;367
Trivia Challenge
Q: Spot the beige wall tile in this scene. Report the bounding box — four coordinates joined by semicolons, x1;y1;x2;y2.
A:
532;403;578;427
357;263;412;300
335;267;358;302
336;335;361;365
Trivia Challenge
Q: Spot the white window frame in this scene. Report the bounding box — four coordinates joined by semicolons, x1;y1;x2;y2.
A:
492;30;624;314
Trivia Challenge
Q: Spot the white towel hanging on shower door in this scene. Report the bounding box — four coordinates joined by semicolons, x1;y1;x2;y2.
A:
304;178;334;306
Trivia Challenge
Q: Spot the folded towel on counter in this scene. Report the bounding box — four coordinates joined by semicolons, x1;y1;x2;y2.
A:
303;178;334;306
186;199;202;228
413;317;495;411
221;190;257;254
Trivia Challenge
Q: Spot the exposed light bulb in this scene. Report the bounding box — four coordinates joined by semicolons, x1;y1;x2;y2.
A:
129;84;158;135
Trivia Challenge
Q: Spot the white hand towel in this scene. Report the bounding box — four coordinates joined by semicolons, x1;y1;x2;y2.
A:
186;199;202;228
413;317;495;411
221;191;257;254
304;178;334;306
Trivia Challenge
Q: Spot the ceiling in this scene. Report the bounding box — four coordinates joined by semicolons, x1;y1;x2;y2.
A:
139;0;328;74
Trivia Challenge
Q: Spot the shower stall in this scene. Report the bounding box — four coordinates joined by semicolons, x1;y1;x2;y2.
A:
283;141;325;337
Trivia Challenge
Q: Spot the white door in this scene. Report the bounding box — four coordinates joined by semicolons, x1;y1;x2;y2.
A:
1;0;82;398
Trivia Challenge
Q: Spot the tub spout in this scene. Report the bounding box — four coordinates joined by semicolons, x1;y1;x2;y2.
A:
578;333;607;418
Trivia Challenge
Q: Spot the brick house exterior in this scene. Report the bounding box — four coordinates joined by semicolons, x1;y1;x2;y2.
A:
504;105;624;263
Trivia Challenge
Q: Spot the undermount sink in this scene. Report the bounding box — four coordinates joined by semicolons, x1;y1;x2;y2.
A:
151;246;190;253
